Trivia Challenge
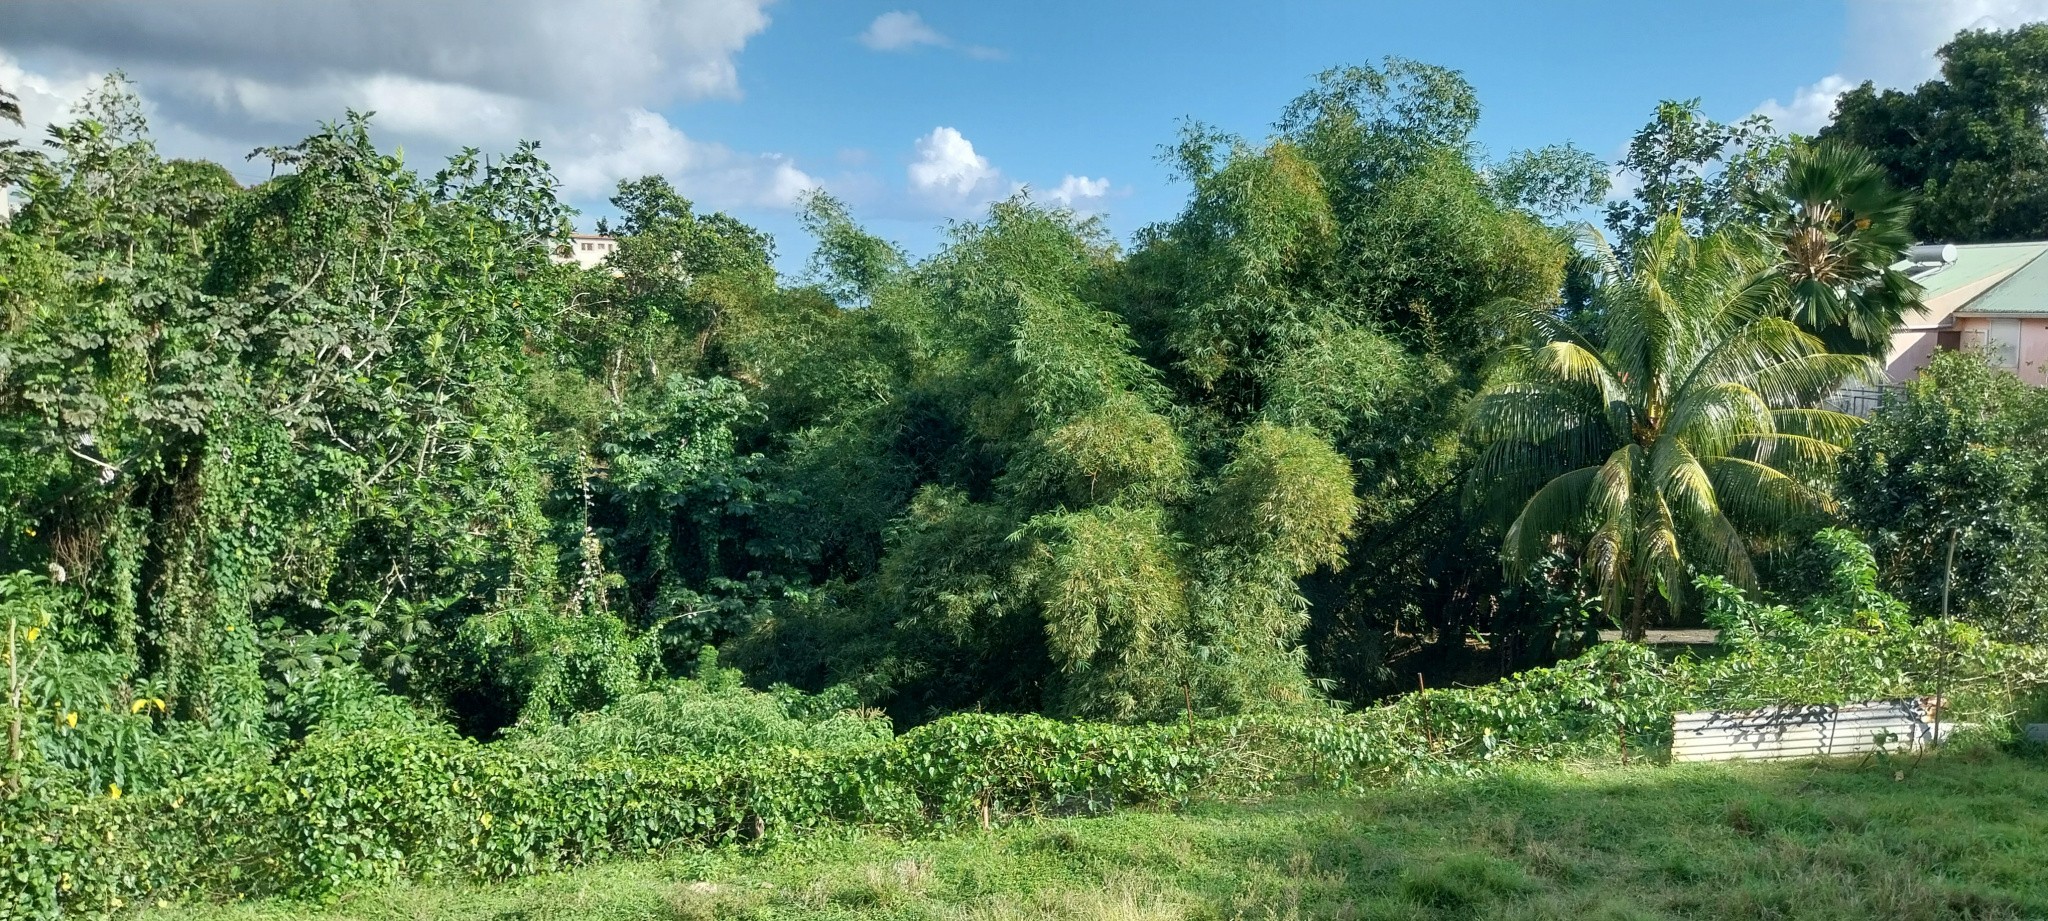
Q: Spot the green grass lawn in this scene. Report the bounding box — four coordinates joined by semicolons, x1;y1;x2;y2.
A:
148;749;2048;921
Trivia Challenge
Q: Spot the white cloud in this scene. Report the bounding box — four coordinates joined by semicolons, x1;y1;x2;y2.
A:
1845;0;2048;88
907;126;1004;210
1754;0;2048;133
0;1;820;215
555;109;817;209
1754;74;1856;135
1045;175;1111;206
857;11;1004;59
860;11;948;52
0;52;98;144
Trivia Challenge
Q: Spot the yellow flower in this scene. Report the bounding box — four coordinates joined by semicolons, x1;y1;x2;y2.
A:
64;712;77;728
108;783;122;800
22;528;32;537
131;699;148;714
22;627;37;644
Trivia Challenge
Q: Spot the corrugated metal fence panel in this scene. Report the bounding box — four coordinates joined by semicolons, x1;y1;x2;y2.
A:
1670;700;1936;763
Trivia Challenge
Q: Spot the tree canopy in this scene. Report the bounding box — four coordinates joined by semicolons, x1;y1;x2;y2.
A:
1822;24;2048;242
1469;218;1874;637
0;58;1936;745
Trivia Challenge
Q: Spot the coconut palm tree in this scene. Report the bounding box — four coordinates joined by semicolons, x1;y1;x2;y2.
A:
1469;217;1878;638
1758;140;1919;356
0;84;19;126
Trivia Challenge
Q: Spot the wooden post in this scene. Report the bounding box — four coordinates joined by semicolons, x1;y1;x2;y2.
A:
1930;529;1960;757
1613;671;1628;765
1417;673;1435;750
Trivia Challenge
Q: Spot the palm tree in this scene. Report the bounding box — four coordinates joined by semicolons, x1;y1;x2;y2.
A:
1758;140;1919;356
1469;217;1878;639
1;85;22;194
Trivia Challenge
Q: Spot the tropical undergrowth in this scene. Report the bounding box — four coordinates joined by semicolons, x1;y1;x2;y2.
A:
4;531;2042;919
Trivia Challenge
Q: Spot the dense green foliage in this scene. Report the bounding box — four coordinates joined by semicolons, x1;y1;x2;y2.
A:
1822;24;2048;242
1840;351;2048;643
5;531;2041;917
730;59;1585;711
1;43;2042;918
1469;218;1872;636
1604;99;1788;257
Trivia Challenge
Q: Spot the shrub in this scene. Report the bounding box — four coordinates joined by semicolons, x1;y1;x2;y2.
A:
5;535;2044;919
1839;349;2048;642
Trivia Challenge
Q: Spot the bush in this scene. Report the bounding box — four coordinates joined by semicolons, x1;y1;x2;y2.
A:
1840;350;2048;642
5;536;2045;919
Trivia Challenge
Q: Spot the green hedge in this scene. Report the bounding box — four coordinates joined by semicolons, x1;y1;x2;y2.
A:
0;715;1222;915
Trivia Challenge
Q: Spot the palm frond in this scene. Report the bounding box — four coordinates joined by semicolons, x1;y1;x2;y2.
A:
1744;351;1882;407
1769;407;1863;445
1662;446;1756;589
1502;465;1602;574
1701;454;1836;524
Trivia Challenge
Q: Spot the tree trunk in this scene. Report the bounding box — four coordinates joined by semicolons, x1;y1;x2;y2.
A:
1625;578;1648;643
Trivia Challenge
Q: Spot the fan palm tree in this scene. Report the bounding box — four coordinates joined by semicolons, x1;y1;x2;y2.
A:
1757;140;1919;356
1469;217;1878;639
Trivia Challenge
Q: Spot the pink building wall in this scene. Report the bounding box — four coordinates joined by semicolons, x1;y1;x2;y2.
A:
2023;320;2048;386
1885;330;1940;384
1884;269;2027;383
1952;316;2048;386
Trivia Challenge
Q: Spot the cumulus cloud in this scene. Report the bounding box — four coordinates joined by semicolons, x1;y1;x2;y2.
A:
555;109;816;209
0;0;818;213
1754;74;1857;135
1754;0;2048;133
0;52;99;143
3;0;773;114
858;11;1004;60
860;11;949;52
907;126;1005;210
1045;175;1112;207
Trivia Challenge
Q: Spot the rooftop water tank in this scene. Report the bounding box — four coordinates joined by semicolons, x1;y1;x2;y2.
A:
1907;243;1958;265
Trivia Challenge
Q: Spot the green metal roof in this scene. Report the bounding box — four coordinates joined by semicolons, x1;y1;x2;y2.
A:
1916;242;2048;301
1955;242;2048;316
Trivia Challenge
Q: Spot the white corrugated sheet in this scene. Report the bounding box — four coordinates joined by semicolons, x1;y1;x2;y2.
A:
1670;700;1950;762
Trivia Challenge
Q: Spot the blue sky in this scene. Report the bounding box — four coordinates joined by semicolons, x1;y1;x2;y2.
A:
710;0;1853;263
3;1;2045;274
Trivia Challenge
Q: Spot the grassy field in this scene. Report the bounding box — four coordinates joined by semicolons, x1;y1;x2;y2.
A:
149;749;2048;921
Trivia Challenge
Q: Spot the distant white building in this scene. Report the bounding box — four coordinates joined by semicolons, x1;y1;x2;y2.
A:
553;233;620;270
